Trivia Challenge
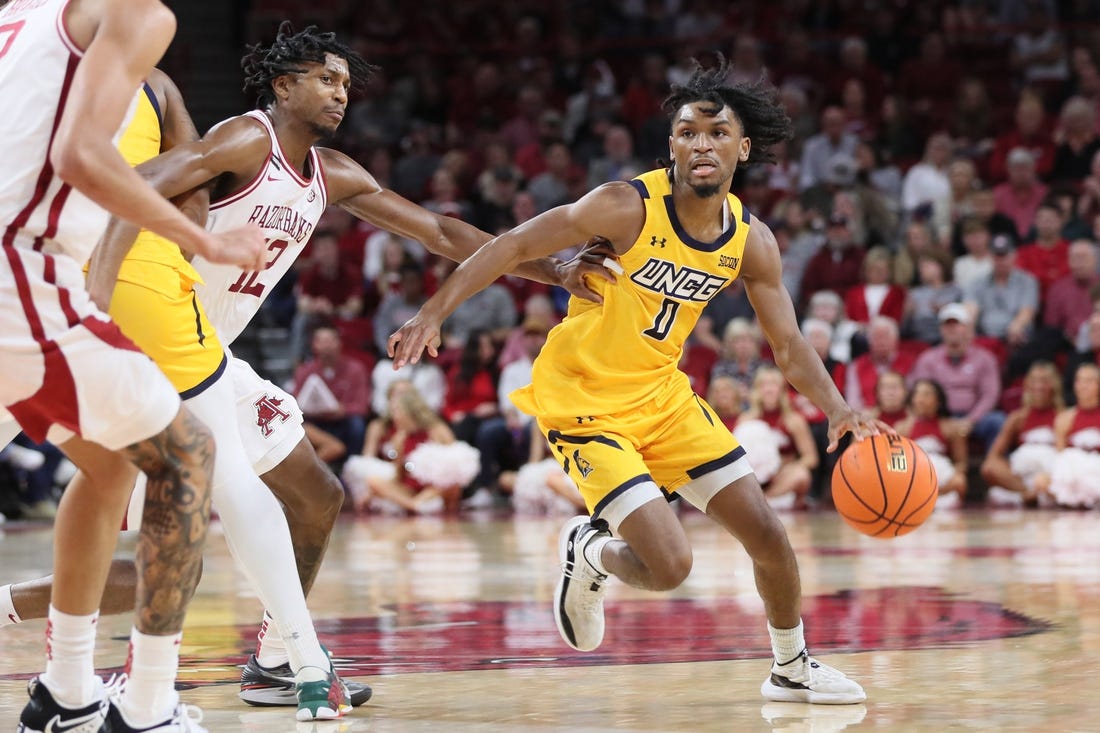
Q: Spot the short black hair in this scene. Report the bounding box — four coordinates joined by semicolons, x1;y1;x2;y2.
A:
241;21;377;109
662;55;791;166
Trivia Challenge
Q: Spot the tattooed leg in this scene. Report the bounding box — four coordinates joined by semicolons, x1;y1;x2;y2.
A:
260;436;343;595
121;407;214;634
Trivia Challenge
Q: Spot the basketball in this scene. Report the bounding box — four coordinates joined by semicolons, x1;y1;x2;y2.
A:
831;433;937;538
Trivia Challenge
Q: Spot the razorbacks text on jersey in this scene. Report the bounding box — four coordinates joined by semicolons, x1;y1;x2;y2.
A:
192;110;328;344
0;0;138;262
512;168;750;420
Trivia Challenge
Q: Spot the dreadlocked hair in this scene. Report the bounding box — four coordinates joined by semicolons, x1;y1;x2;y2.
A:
241;21;378;109
662;55;791;166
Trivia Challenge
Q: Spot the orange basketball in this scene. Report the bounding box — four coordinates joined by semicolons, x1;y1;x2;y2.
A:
831;433;937;538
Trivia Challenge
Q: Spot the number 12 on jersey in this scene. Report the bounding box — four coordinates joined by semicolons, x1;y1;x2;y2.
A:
643;298;680;340
228;238;288;297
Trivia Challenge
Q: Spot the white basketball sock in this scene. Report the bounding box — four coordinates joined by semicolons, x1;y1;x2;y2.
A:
186;373;329;676
119;628;181;727
41;606;98;707
769;619;806;665
255;610;290;669
0;584;21;627
582;535;612;576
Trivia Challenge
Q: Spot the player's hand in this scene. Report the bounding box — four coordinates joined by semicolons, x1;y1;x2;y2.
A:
556;236;623;304
826;407;894;453
202;224;267;270
388;309;443;368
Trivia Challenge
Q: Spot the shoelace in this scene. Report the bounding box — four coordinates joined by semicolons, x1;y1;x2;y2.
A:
104;673;205;730
103;672;128;699
177;703;205;728
805;658;849;683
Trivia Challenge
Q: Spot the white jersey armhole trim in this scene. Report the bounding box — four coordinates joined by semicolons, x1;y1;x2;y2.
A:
209;113;273;211
250;110;315;189
312;148;328;209
55;0;84;57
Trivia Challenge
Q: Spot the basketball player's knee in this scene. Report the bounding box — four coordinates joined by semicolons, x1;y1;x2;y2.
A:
648;551;692;590
140;410;215;479
314;469;345;518
277;462;344;527
753;513;794;558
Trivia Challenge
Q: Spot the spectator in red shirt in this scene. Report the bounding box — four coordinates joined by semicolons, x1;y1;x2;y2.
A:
293;324;371;458
845;316;917;410
1015;199;1070;298
444;329;501;441
988;91;1056;183
844;246;906;325
895;33;962;133
798;213;865;313
825;37;887;113
1044;239;1100;347
619;52;669;135
994;148;1051;242
290;230;365;362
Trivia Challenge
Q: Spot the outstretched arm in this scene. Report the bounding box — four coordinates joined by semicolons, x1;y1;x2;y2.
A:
740;217;888;451
388;182;645;366
321;149;617;301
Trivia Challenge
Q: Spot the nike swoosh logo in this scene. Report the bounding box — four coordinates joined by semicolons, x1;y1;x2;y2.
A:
266;174;283;183
8;613;17;623
44;709;102;733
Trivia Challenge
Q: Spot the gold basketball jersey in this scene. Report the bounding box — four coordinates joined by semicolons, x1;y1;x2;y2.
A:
106;82;223;395
512;168;750;419
115;83;202;288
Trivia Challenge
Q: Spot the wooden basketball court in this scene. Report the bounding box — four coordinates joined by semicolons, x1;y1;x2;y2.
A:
1;506;1097;732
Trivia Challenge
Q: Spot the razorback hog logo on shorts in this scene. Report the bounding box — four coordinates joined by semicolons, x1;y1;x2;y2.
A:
254;395;291;437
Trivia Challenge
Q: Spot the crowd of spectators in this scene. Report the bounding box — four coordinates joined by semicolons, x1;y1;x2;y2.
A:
7;0;1100;519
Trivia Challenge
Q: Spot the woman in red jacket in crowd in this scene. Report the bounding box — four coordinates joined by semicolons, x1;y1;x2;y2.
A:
844;246;906;324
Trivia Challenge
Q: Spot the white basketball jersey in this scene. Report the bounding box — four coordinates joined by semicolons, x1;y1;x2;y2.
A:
0;0;136;264
193;110;328;344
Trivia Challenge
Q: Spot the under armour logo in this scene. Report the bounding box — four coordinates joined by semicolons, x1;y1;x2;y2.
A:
254;394;292;437
649;236;666;248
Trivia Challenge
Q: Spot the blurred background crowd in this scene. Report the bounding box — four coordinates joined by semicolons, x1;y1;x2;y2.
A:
6;0;1100;521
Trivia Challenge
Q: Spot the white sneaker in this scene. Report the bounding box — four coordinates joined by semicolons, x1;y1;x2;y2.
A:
553;516;610;651
985;486;1024;508
760;650;866;704
461;487;495;509
935;491;961;510
102;700;207;732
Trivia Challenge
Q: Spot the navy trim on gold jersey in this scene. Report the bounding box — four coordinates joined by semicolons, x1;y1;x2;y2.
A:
547;430;624;451
628;179;650;199
663;194;737;252
142;82;163;130
592;473;654;519
686;445;746;479
179;353;228;400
